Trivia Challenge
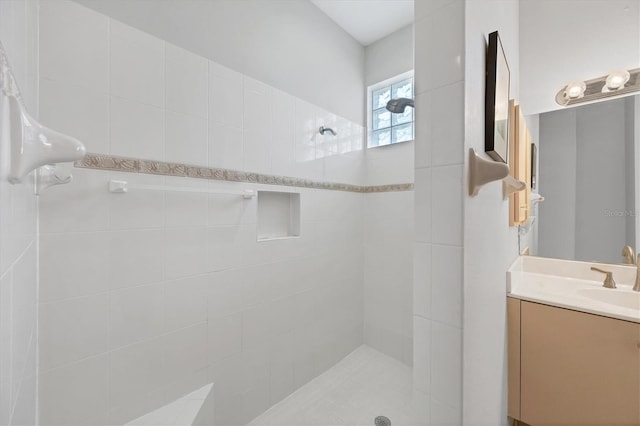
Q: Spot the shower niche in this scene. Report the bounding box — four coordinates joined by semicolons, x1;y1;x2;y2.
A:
257;190;301;240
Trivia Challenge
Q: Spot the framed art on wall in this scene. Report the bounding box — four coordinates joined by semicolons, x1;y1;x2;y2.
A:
485;31;510;163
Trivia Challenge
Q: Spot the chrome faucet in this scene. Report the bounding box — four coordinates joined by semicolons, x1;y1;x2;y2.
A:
634;254;640;292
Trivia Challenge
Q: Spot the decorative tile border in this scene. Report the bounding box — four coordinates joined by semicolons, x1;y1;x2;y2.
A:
75;153;414;194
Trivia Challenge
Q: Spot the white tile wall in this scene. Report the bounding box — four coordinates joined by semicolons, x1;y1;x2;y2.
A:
414;1;464;93
38;354;110;425
165;111;208;167
165;44;208;118
414;1;465;425
39;0;109;92
39;0;365;184
38;294;109;371
412;316;431;394
431;165;463;246
431;245;463;329
243;77;273;174
39;78;110;154
360;82;415;369
110;96;165;161
110;20;165;108
413;243;432;319
363;192;414;366
365;141;414;187
109;173;164;230
38;174;365;426
270;89;296;177
0;1;39;424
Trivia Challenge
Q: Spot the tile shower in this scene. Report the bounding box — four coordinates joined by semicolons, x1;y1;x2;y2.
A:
0;0;539;424
0;1;419;425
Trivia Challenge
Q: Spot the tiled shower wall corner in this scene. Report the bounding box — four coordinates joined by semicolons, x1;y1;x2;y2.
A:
413;1;465;425
0;1;39;425
36;2;368;425
363;80;416;368
363;188;414;366
38;173;364;425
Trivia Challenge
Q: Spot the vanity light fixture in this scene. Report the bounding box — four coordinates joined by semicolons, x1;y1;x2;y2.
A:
604;69;630;91
565;81;586;99
556;67;640;106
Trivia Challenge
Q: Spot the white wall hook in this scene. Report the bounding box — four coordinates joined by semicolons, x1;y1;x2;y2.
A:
0;41;86;184
36;163;73;195
468;148;510;196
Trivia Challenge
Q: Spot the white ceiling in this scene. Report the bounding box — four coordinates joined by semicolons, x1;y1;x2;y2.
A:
310;0;414;46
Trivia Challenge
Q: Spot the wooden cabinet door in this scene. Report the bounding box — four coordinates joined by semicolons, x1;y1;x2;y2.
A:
520;301;640;426
508;298;521;419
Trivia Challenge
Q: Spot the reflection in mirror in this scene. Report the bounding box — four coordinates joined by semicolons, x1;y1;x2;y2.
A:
534;95;638;264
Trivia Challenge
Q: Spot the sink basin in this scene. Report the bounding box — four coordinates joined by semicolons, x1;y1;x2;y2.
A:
508;256;640;323
578;288;640;310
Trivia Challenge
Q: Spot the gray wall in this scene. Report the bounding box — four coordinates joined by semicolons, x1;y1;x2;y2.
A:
539;108;577;260
520;114;540;255
74;0;366;125
539;97;635;263
625;97;636;247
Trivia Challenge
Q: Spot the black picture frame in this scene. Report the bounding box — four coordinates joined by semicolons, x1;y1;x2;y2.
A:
485;31;510;163
531;142;537;190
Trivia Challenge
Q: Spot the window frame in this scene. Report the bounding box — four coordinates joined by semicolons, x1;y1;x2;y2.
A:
366;70;415;149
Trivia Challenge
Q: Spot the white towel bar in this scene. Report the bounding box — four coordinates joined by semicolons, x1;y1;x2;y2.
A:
108;179;256;199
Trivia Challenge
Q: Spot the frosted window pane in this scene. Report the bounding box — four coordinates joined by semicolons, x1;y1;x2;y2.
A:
392;123;413;143
392;79;413;99
392;107;413;126
372;87;391;109
372;108;391;130
371;129;391;147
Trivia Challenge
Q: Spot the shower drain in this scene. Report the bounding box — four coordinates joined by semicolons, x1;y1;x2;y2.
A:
374;416;391;426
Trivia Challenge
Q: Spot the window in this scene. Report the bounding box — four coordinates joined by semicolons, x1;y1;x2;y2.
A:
368;72;414;148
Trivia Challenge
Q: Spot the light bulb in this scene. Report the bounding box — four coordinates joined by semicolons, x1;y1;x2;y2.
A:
565;81;586;99
605;69;630;90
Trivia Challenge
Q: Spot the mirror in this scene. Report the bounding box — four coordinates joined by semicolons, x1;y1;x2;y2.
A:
518;0;640;264
527;95;638;264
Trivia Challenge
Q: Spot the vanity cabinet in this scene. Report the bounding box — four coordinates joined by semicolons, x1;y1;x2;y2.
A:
508;298;640;426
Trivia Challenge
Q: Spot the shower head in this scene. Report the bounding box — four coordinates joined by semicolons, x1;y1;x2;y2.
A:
386;98;415;113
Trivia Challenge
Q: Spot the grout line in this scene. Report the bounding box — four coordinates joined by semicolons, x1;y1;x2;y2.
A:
38;319;209;376
33;1;41;423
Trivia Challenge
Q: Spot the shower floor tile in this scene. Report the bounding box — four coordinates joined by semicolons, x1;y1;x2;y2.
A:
247;345;426;426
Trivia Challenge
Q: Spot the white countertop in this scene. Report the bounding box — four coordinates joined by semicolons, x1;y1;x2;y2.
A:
507;256;640;324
